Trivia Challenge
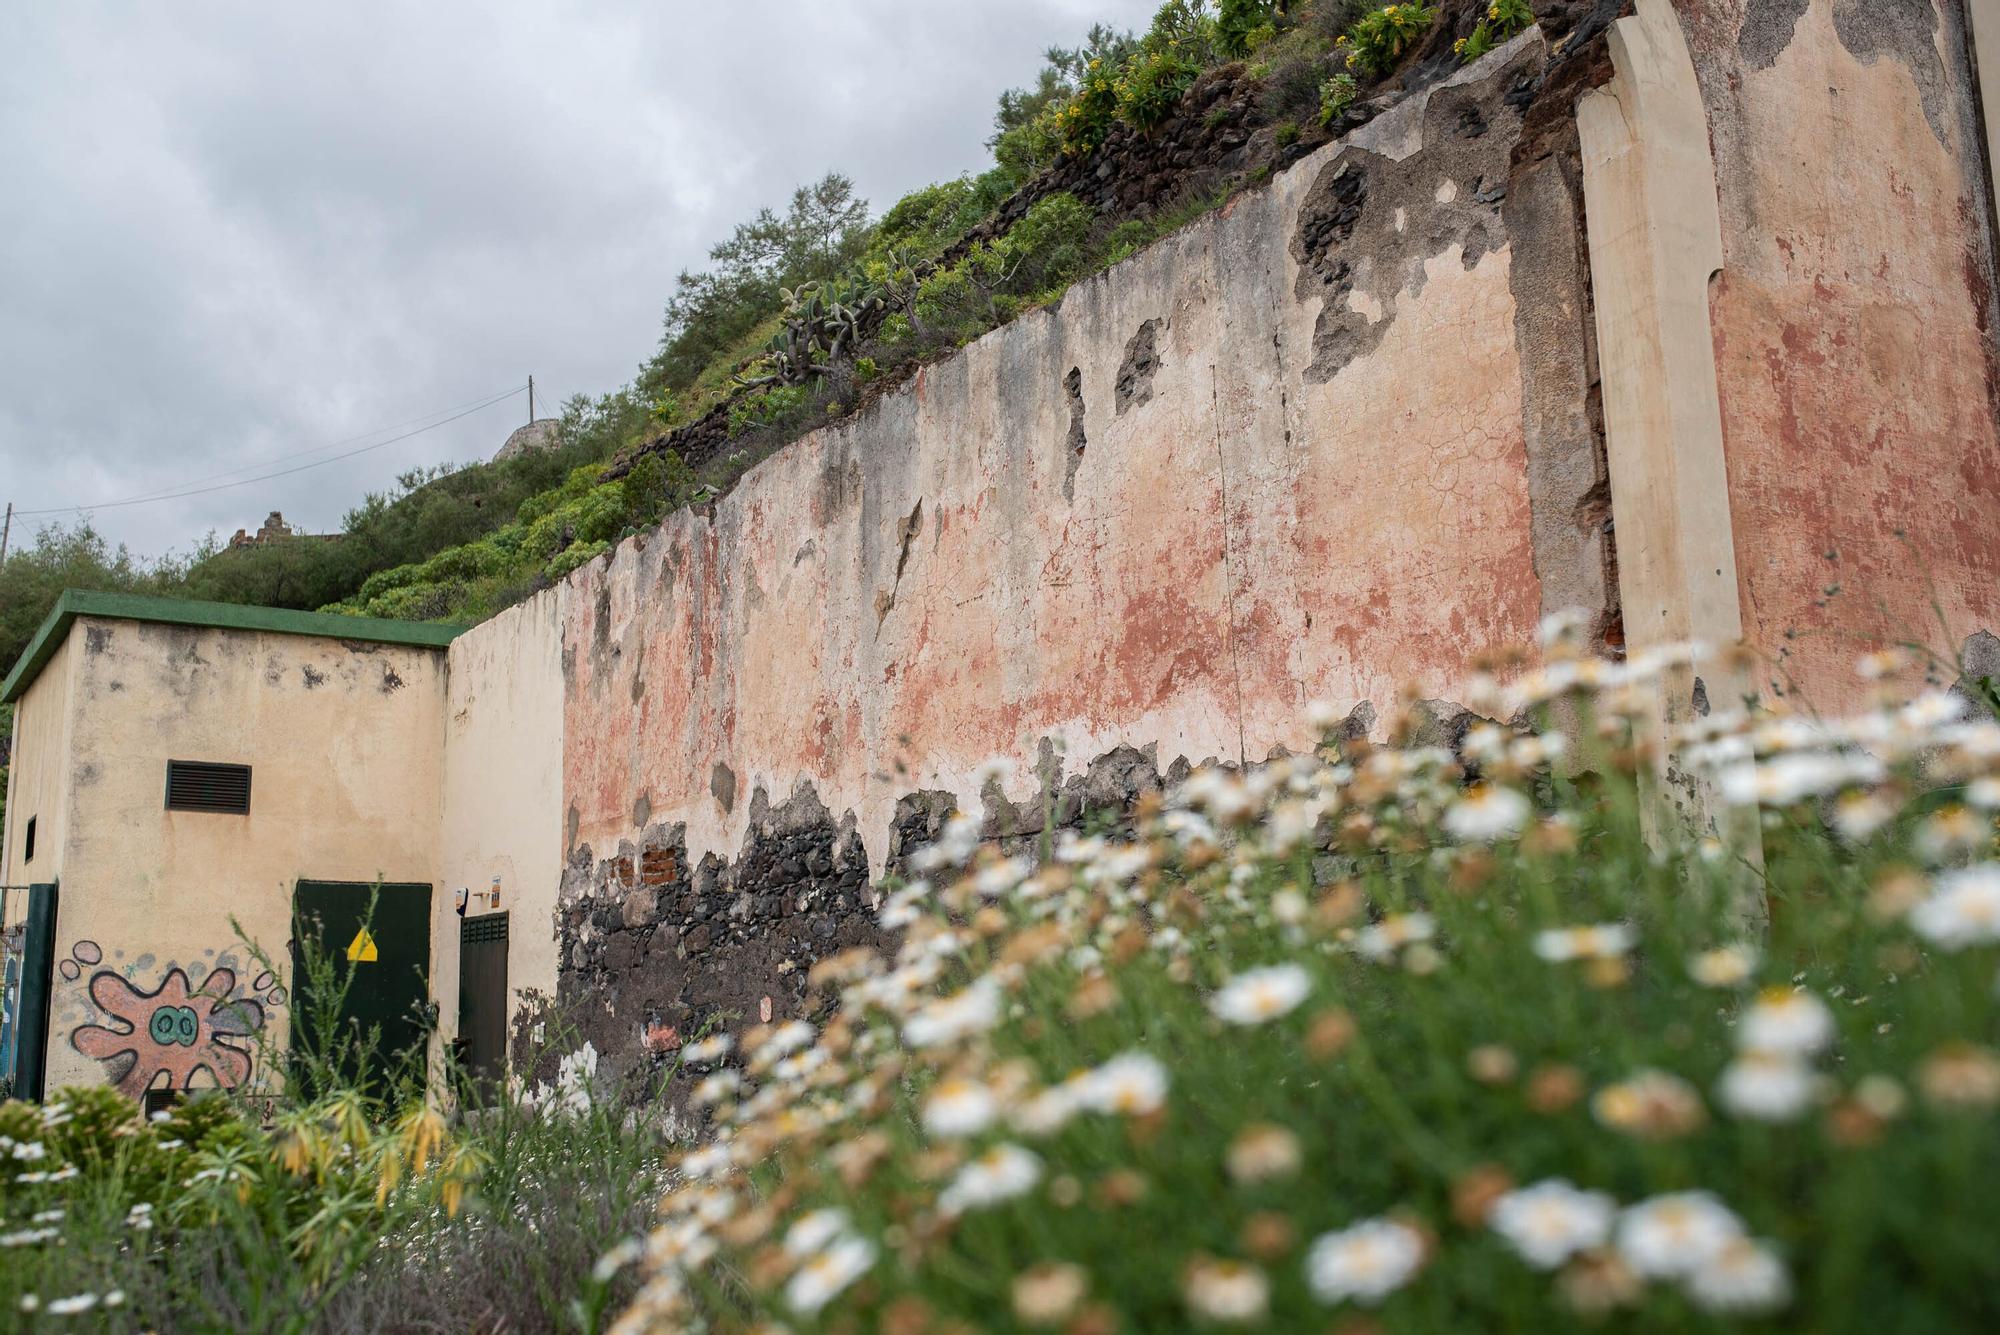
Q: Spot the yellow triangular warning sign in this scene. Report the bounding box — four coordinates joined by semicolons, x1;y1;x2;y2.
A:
346;927;379;963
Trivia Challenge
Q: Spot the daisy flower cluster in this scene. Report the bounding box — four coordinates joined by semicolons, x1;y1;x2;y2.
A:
596;634;2000;1330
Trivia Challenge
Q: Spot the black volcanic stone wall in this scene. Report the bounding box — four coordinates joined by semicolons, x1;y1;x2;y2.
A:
544;790;882;1096
542;746;1188;1099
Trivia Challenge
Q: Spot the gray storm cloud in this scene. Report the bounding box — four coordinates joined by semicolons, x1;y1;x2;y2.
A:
0;0;1157;555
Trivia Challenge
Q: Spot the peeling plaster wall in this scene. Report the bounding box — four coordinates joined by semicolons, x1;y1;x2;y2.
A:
436;590;565;1059
1688;0;2000;712
42;620;447;1095
532;36;1579;1082
561;42;1559;887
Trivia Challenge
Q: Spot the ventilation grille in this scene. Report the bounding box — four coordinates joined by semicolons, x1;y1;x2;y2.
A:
165;761;252;814
462;912;509;944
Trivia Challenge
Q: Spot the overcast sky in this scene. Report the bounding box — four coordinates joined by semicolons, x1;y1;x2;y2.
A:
0;1;1158;558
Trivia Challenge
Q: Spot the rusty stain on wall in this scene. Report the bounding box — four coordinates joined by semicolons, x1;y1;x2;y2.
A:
1695;0;2000;713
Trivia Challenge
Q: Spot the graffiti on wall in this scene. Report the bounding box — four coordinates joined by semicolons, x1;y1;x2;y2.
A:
63;941;285;1098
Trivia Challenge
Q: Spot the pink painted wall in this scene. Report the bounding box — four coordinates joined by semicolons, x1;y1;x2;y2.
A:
558;43;1558;873
1693;0;2000;712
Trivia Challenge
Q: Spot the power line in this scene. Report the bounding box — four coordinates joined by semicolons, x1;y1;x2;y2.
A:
15;386;527;517
98;384;533;507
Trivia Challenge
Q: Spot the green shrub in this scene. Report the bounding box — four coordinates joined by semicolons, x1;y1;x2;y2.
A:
995;106;1068;181
727;384;811;439
999;193;1096;293
1117;47;1204;133
1319;70;1360;124
1059;59;1123;156
1339;2;1437;74
1457;0;1535;62
870;178;992;263
547;539;611;579
1140;0;1221;64
1218;0;1279;56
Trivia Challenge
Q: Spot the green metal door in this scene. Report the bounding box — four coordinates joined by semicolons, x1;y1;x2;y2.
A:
290;881;432;1095
9;884;59;1102
456;912;510;1106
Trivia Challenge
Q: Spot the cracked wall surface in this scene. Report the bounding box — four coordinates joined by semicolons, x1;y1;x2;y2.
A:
527;35;1567;1077
560;37;1555;890
1686;0;2000;712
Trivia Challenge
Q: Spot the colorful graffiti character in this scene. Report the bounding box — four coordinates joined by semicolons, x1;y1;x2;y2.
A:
70;967;266;1098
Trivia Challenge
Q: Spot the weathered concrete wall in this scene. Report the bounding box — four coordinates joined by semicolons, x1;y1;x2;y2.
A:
1689;0;2000;712
43;619;446;1097
542;35;1589;1084
1;637;79;913
435;590;565;1059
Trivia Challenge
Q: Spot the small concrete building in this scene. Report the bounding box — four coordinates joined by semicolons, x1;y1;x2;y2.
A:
0;592;556;1109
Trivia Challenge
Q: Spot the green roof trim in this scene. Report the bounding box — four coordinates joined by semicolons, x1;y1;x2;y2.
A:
2;590;466;703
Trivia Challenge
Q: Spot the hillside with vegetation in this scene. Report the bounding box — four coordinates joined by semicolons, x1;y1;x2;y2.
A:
0;0;1565;786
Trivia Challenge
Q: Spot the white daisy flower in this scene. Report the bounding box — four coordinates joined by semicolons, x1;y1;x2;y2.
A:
1533;923;1636;963
1616;1193;1745;1279
1719;753;1883;807
1209;965;1312;1026
1488;1180;1617;1270
902;977;1003;1048
1443;786;1532;843
1902;690;1969;730
1538;607;1592;648
680;1141;736;1182
690;1071;741;1107
46;1294;98;1316
1738;989;1835;1056
1354;912;1436;963
1684;1237;1791;1313
784;1234;876;1315
1915;805;1987;862
681;1033;734;1065
1688;944;1759;988
1267;799;1324;853
923;1078;1000;1138
974;855;1035;899
1183;1258;1271;1323
1832;790;1898;842
1304;1217;1426;1305
783;1208;852;1258
1078;1052;1171;1117
1011;1084;1082;1137
755;1021;815;1062
1911;866;2000;950
939;1144;1042;1215
1717;1052;1818;1121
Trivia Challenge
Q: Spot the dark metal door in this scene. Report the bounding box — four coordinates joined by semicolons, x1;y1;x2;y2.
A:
11;883;60;1101
457;913;509;1104
290;881;432;1095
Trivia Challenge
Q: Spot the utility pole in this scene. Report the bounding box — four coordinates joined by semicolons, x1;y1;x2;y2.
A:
1;502;12;570
528;376;535;424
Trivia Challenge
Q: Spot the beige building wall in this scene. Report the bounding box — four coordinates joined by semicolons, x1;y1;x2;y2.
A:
41;617;446;1097
434;589;565;1063
2;636;80;920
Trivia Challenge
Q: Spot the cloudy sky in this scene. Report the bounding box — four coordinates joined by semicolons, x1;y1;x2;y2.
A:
0;1;1158;558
